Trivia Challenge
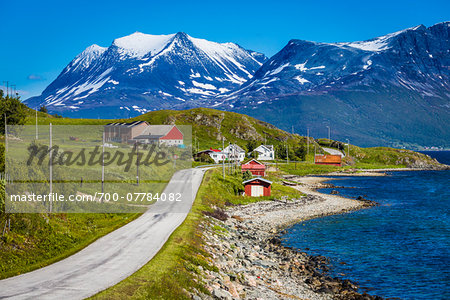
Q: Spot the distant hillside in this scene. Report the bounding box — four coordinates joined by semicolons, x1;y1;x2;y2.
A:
26;107;444;169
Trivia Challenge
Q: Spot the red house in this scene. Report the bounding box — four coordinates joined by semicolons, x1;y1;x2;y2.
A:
132;125;184;146
243;177;272;197
241;159;266;176
315;154;342;166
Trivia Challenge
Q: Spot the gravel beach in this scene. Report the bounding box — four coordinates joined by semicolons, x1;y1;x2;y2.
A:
196;176;381;300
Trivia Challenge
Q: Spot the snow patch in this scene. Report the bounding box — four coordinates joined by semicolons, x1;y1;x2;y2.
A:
294;76;310;84
113;32;175;58
192;81;217;90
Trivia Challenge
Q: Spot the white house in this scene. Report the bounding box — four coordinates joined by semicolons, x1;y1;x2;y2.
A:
195;148;227;164
253;145;275;160
223;144;246;162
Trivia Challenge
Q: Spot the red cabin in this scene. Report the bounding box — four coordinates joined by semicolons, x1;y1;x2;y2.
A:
241;159;266;176
243;177;272;197
315;154;342;166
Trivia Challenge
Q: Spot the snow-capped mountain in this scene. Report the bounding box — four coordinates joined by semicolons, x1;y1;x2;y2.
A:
215;22;450;148
215;22;450;105
25;32;267;118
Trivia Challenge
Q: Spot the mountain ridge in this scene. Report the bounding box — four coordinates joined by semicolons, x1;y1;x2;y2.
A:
24;23;449;147
25;32;267;117
211;22;449;148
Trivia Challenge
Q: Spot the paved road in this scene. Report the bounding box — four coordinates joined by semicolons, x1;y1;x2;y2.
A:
322;147;345;157
0;168;206;300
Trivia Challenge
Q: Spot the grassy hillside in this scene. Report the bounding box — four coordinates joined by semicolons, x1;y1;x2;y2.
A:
27;107;300;150
1;106;442;280
93;168;303;299
26;107;443;168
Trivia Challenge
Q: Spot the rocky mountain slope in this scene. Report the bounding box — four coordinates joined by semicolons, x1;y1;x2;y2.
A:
216;22;450;148
25;32;266;118
24;23;449;148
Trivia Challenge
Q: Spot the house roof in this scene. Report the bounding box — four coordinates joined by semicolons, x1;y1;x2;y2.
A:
242;159;264;166
195;149;214;155
210;148;221;152
242;177;272;185
224;144;245;153
132;125;183;140
242;164;266;170
254;145;274;153
315;154;342;163
105;121;148;127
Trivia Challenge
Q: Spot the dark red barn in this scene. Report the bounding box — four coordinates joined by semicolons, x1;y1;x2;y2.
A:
241;159;266;176
243;177;272;197
314;154;342;166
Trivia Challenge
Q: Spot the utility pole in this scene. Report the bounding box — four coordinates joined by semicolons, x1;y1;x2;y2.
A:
307;128;309;155
228;142;231;175
102;132;105;194
292;125;294;135
346;138;350;157
35;108;38;140
3;81;9;97
11;85;16;98
49;123;53;213
326;126;330;141
286;143;289;165
136;142;140;186
314;143;317;163
194;135;197;153
4;114;7;152
222;137;225;179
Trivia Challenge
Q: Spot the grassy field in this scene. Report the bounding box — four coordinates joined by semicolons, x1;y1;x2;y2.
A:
0;212;139;279
0;106;439;288
92;168;302;299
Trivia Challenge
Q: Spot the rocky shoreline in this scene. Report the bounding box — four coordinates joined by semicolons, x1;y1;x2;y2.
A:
194;176;382;300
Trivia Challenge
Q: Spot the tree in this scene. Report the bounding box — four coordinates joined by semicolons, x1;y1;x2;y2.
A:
196;153;214;163
246;140;258;153
294;145;307;161
249;150;258;159
242;170;253;181
0;93;27;134
39;106;48;113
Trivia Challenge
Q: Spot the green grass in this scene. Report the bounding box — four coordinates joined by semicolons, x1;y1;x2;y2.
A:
277;161;343;176
26;107;301;152
92;168;302;299
0;212;139;279
1;106;438;293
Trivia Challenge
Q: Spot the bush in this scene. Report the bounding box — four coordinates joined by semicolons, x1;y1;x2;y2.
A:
203;208;228;221
294;145;306;161
242;170;253;181
195;153;214;163
0;93;27;134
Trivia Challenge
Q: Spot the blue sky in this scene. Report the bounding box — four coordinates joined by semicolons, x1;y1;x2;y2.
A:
1;0;448;99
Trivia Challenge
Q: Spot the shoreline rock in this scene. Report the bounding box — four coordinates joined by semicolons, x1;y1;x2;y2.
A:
195;175;383;299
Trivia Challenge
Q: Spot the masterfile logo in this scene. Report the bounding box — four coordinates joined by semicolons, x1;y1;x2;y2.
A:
5;125;192;213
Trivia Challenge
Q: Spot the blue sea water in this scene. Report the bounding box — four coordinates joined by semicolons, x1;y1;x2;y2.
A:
282;151;450;299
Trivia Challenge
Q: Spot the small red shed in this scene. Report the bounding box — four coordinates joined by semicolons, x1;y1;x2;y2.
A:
315;154;342;166
243;177;272;197
241;159;266;176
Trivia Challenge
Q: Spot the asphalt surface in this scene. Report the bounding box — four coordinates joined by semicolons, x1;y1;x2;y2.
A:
0;168;206;300
322;147;345;157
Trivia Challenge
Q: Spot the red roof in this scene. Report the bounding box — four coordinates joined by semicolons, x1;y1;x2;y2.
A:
242;160;266;171
315;155;342;163
160;126;183;140
244;159;264;165
210;148;221;152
